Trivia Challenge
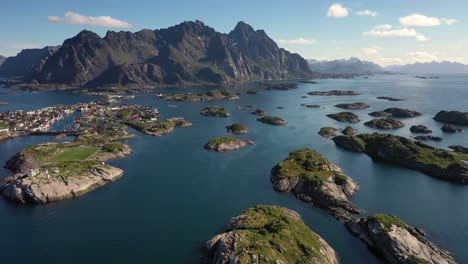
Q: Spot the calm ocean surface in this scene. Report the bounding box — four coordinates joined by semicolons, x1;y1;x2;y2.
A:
0;74;467;263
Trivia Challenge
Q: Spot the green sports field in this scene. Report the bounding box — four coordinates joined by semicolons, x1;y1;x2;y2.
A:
51;147;100;162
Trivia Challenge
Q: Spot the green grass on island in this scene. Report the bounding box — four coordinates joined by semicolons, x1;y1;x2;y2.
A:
273;149;348;185
227;205;331;263
51;147;100;162
207;136;243;145
365;213;408;232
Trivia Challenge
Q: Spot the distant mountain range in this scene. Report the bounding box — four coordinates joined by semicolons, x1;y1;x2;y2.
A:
0;55;6;66
0;46;60;78
308;57;386;75
385;61;468;74
0;21;312;89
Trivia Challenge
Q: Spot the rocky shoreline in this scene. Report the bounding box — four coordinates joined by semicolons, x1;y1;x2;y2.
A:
346;214;456;264
270;149;362;221
332;133;468;183
0;142;132;204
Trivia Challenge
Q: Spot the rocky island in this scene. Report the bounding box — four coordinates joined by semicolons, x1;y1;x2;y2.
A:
204;137;254;152
369;108;422;118
364;118;405;129
434;110;468;126
332;133;468;183
319;127;339;138
414;135;443;142
200;106;230;117
346;214;456;264
250;109;267;116
271;149;361;221
226;123;248;134
376;96;404;101
308;90;360;96
441;124;464;133
335;102;369;110
261;82;298;90
155;89;239;101
301;104;321;108
342;126;358;135
0;139;132;204
205;205;339;264
410;125;432;134
257;116;288;126
327;112;360;123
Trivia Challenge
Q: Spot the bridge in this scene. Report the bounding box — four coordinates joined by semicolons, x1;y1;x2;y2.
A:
30;131;82;137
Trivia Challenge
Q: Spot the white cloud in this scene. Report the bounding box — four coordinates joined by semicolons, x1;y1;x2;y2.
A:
399;13;458;27
356;10;378;17
362;46;382;55
374;24;392;30
363;26;428;42
277;38;317;45
48;11;132;28
327;3;349;18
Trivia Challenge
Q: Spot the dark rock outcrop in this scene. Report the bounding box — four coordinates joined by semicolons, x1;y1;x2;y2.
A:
441;124;463;133
335;102;369;110
414;135;443;142
376;96;404;101
308;90;360;96
319;127;339;138
434;111;468;126
410;125;432;134
449;145;468;154
370;108;421;118
364;118;405;130
332;133;468;183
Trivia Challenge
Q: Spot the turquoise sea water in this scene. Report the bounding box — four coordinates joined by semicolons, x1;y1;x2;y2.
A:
0;74;467;263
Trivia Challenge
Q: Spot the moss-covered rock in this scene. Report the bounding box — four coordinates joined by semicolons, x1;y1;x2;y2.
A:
346;213;456;264
318;127;339;138
271;149;361;220
205;205;339;264
333;133;468;183
200;106;229;117
342;126;358;135
327;112;360;123
257;116;288;126
335;102;369;110
204;137;254;152
226;123;248;134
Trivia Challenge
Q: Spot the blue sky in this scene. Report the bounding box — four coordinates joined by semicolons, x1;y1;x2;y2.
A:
1;0;467;65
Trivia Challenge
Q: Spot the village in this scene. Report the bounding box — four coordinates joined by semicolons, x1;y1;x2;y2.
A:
0;99;161;141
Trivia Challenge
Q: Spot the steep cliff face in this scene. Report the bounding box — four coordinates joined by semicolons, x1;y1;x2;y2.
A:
228;21;311;79
25;20;311;88
0;46;59;77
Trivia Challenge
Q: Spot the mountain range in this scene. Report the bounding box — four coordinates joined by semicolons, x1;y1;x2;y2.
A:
308;57;386;75
0;55;6;66
0;21;312;89
385;61;468;74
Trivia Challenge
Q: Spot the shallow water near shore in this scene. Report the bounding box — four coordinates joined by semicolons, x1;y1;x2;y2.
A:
0;74;467;263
